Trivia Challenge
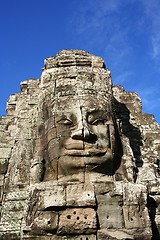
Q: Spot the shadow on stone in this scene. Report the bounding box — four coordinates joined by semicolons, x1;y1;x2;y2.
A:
114;98;143;162
147;196;160;240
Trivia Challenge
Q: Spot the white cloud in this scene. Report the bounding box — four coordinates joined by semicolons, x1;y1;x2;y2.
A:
142;0;160;61
70;0;122;37
112;70;133;85
70;0;160;66
152;35;160;60
70;0;133;65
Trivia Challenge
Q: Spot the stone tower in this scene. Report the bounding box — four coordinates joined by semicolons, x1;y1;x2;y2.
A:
0;50;160;239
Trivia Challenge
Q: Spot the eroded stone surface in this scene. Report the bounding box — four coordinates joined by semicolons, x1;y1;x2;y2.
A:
58;208;97;235
0;50;160;239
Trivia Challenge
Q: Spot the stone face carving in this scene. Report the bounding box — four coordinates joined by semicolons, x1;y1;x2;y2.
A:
0;50;160;239
41;91;121;182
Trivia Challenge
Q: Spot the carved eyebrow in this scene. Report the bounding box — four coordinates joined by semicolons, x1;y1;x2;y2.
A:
87;109;107;116
56;113;76;123
87;110;108;123
87;109;103;115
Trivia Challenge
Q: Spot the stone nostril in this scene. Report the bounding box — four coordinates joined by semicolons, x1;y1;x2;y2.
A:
71;128;97;143
72;134;84;140
86;132;97;143
71;129;84;140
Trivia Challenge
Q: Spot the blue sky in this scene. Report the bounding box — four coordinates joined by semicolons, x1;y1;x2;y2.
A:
0;0;160;124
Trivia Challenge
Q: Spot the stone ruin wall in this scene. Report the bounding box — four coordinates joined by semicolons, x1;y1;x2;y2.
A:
0;50;160;239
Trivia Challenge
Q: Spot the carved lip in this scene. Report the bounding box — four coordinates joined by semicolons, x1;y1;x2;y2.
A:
64;141;109;157
64;148;107;157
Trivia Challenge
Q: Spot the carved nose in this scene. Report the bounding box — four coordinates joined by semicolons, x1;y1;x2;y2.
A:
71;127;89;140
71;127;97;143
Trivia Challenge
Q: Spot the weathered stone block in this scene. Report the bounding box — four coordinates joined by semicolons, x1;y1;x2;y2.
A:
96;193;124;229
39;186;66;210
123;183;147;205
0;215;22;232
97;229;134;240
123;205;150;229
31;211;58;234
0;124;7;132
58;171;85;183
10;123;32;140
0;174;4;185
2;200;25;211
22;235;96;240
58;208;97;235
5;190;29;201
97;203;124;229
94;182;115;195
66;183;96;207
0;232;20;240
85;170;114;183
0;159;9;174
0;148;12;159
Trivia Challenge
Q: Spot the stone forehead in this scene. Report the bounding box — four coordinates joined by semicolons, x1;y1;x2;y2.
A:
41;50;112;98
44;49;105;69
54;96;113;113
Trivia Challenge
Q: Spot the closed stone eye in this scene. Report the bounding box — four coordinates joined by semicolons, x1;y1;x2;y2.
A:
57;118;73;126
90;119;105;126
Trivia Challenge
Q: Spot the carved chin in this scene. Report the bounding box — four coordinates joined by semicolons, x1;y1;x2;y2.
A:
84;149;113;165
